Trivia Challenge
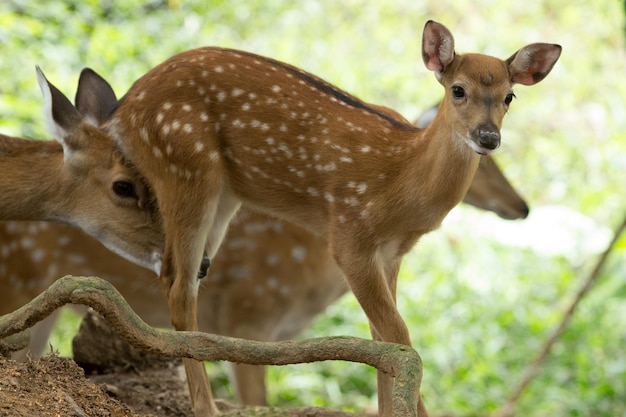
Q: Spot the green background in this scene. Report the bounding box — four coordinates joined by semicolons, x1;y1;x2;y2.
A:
1;1;625;416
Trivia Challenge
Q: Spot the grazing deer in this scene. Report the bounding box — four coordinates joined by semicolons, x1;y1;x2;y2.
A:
37;20;560;416
0;73;164;273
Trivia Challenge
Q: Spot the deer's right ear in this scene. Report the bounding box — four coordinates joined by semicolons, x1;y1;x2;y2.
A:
421;20;456;79
76;68;118;126
506;43;562;86
36;66;84;153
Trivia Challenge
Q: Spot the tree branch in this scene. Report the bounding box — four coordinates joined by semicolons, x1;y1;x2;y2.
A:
494;212;626;417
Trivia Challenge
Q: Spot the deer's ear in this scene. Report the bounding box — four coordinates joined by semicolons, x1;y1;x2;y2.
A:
76;68;118;126
422;20;456;78
36;66;84;153
506;43;562;86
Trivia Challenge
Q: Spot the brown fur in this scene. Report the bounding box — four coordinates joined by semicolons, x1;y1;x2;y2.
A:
39;20;560;417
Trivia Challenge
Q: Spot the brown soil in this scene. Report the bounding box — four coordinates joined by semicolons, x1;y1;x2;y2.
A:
0;311;359;417
0;354;183;417
0;353;367;417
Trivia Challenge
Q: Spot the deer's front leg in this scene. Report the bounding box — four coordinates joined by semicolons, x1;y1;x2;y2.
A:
162;240;217;415
158;189;220;416
333;239;428;417
332;244;415;417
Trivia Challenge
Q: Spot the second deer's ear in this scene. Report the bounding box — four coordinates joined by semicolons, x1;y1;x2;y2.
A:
76;68;118;126
421;20;456;78
36;66;84;152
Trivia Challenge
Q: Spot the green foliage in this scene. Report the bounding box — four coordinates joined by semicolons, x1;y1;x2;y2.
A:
3;0;624;416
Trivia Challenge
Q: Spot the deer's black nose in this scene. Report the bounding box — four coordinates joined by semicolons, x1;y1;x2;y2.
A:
478;128;500;150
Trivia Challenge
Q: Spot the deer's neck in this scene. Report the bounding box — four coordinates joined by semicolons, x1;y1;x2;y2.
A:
0;138;65;221
385;119;480;234
420;118;480;203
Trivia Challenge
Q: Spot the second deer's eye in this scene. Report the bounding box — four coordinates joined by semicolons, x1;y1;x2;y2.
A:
451;86;465;98
112;180;138;199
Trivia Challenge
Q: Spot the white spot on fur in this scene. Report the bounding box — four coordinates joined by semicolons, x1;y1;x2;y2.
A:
31;249;45;263
291;246;307;262
278;143;292;158
266;254;280;265
20;237;33;249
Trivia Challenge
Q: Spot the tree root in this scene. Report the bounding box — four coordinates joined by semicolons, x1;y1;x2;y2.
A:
0;275;423;417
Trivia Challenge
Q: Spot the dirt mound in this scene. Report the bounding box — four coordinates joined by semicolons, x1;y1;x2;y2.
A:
0;354;144;417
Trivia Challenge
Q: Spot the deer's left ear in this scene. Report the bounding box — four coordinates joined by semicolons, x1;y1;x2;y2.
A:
507;43;562;86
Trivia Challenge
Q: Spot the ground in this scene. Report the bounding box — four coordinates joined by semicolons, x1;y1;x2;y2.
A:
0;354;185;417
0;311;359;417
0;354;363;417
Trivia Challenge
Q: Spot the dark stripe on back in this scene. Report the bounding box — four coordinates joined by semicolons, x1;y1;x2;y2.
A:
222;48;416;131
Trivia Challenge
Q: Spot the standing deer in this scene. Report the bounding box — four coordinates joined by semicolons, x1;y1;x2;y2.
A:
37;20;560;416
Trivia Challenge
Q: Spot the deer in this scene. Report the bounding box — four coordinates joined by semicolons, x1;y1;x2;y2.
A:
1;103;529;407
0;73;164;274
37;20;560;416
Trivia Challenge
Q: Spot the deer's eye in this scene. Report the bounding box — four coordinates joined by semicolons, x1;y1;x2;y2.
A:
112;181;138;199
505;93;516;105
451;86;465;98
